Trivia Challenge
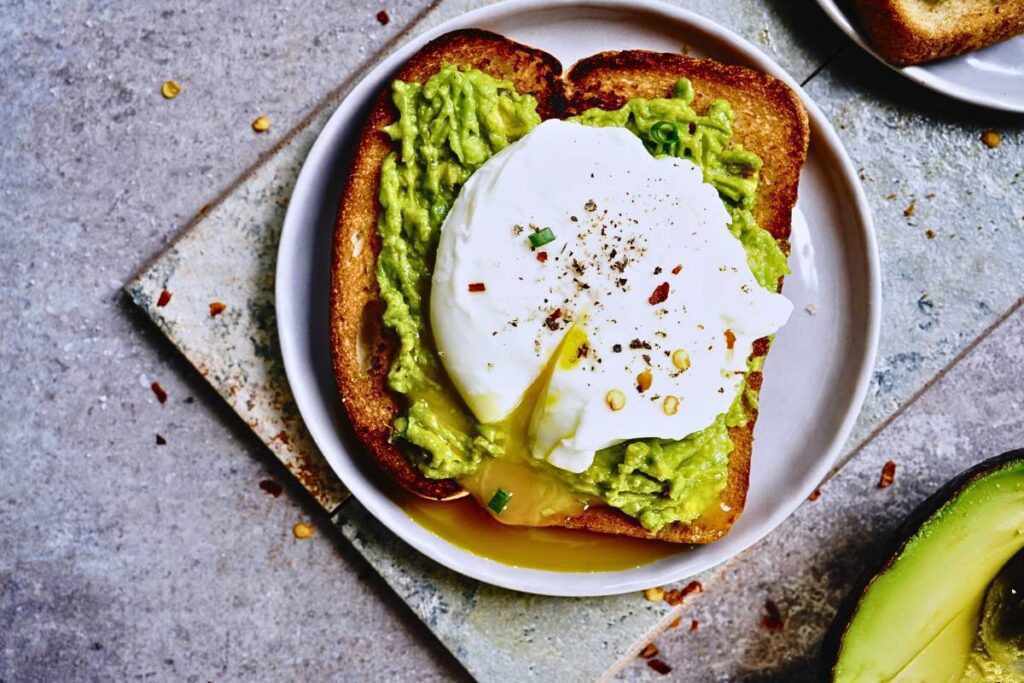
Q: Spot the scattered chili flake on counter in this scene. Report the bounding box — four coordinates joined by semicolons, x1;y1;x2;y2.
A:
209;301;227;317
643;587;665;602
151;382;168;403
160;80;181;99
467;282;486;293
671;264;682;275
639;643;658;659
808;488;821;502
925;229;936;239
981;129;1002;149
648;282;670;305
259;479;283;497
251;115;271;133
647;659;672;675
879;460;897;489
664;580;703;605
762;600;785;630
292;522;315;539
724;329;736;350
903;200;916;218
155;434;166;445
156;289;172;307
376;9;390;24
536;251;548;263
690;619;699;632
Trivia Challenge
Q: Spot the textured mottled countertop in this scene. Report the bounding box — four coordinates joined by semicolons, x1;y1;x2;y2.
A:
1;0;1021;681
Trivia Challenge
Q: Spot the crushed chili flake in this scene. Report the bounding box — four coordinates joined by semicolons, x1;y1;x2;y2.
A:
576;343;590;359
808;488;822;502
544;308;562;330
209;301;227;317
647;659;672;675
630;338;652;350
648;282;670;305
155;434;166;445
671;264;682;275
467;282;486;293
879;460;897;488
151;382;168;403
156;289;172;307
690;619;699;632
664;580;703;605
981;129;1002;149
536;251;548;263
639;643;658;659
925;229;936;239
724;329;736;350
762;600;785;630
375;9;390;24
644;587;665;602
903;200;916;218
259;479;283;497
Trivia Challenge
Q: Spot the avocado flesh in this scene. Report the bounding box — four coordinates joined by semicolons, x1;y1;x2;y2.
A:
833;458;1024;682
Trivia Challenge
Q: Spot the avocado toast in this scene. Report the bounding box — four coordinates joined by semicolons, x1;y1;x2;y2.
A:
330;30;809;544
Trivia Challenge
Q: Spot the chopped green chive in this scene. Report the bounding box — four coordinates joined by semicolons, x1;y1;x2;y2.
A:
528;227;556;250
488;488;512;514
649;120;680;145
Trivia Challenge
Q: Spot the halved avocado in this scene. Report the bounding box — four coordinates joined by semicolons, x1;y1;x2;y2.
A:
822;450;1024;682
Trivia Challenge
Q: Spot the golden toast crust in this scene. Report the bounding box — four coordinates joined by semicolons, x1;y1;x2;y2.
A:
329;30;809;543
853;0;1024;65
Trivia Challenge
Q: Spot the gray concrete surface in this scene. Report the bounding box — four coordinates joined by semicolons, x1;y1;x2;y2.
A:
1;1;469;680
3;0;1023;681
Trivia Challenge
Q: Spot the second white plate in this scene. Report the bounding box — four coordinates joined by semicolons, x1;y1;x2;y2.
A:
815;0;1024;113
276;0;880;596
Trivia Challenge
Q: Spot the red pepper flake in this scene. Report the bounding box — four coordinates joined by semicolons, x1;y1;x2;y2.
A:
808;488;821;502
259;479;283;497
724;329;736;350
155;434;166;445
209;301;227;317
648;282;670;305
544;308;562;331
467;282;486;293
879;460;897;489
664;580;703;605
151;382;168;403
375;9;390;24
762;600;785;630
647;659;672;675
156;289;172;307
639;643;658;659
671;264;682;275
536;251;548;263
690;619;699;632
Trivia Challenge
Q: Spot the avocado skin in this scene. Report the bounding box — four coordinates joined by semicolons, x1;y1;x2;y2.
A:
819;449;1024;681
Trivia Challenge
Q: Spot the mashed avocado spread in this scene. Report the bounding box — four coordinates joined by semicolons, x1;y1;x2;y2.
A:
377;65;788;531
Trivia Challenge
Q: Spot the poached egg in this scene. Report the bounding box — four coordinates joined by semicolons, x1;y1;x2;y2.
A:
430;119;792;473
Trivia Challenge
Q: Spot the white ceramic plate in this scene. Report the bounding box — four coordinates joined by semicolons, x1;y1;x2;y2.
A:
815;0;1024;113
276;0;880;596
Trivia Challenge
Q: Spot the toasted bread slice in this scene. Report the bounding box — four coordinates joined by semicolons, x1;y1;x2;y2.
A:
330;30;563;501
852;0;1024;65
560;53;808;542
330;30;809;543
